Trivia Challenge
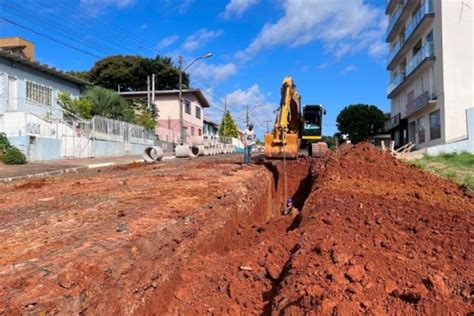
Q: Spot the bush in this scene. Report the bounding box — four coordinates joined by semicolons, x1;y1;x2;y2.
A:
1;147;27;165
0;132;10;152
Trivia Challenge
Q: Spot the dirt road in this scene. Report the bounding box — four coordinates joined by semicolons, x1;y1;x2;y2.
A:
0;146;472;315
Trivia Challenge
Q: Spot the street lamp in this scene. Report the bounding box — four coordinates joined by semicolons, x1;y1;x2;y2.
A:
178;53;213;144
245;103;265;127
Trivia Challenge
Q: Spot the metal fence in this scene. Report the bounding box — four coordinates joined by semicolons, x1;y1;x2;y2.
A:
91;116;155;145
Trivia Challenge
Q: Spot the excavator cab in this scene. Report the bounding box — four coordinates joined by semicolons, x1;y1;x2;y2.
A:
302;105;328;157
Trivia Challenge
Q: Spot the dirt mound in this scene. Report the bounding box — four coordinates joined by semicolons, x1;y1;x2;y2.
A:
164;144;473;315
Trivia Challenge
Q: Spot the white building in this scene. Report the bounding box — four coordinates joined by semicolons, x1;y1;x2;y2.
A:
385;0;473;150
0;37;154;161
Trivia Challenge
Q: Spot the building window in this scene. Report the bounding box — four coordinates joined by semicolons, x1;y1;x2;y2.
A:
417;116;425;143
198;128;202;136
182;127;188;142
426;30;434;43
191;126;195;136
412;40;422;56
430;110;441;140
184;99;191;114
26;81;52;106
195;106;201;119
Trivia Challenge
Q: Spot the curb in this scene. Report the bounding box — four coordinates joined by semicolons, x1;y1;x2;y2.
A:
0;156;177;184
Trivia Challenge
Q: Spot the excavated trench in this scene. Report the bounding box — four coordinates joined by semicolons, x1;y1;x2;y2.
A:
141;158;316;314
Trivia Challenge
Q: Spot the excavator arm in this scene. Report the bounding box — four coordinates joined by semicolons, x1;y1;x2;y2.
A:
264;77;301;159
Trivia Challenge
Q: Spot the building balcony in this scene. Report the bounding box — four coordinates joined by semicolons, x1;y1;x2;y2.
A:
386;0;419;42
406;42;434;76
406;91;437;117
387;72;405;96
387;38;404;66
405;0;434;40
388;42;435;98
387;0;434;70
386;2;405;40
385;113;401;131
386;0;398;15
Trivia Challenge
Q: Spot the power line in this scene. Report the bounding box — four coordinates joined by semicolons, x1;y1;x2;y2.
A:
0;17;102;59
32;0;159;54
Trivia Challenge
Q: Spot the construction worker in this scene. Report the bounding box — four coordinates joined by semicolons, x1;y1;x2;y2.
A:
283;197;298;216
242;123;256;165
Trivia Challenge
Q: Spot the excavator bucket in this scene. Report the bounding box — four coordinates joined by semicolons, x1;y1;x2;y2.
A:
264;133;300;159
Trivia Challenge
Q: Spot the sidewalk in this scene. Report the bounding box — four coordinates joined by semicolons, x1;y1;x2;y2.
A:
0;154;174;183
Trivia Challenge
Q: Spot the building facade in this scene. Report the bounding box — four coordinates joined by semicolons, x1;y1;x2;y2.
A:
0;37;154;161
385;0;473;149
203;119;219;136
120;89;210;144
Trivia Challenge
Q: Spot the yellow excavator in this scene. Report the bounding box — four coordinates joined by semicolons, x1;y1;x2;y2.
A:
264;77;328;159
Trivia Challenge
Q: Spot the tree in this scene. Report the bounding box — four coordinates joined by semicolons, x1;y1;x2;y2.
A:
88;55;188;91
66;70;91;82
58;92;93;119
336;104;386;144
83;86;134;122
219;111;239;138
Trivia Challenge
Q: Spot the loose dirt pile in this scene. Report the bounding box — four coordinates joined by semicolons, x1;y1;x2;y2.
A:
163;144;473;315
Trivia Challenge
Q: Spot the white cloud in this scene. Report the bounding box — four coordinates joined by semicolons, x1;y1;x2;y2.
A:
80;0;135;14
190;62;237;82
237;0;387;60
182;28;223;51
203;84;276;137
157;35;179;50
222;0;260;19
341;64;358;75
177;0;195;14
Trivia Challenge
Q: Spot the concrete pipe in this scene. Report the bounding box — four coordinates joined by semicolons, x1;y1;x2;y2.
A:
143;146;164;163
192;136;204;146
203;146;210;156
190;145;204;157
175;144;191;158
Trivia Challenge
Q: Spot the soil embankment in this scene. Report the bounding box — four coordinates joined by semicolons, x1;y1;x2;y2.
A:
163;144;473;315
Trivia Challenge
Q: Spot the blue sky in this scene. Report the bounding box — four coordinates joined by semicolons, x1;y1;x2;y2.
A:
0;0;390;138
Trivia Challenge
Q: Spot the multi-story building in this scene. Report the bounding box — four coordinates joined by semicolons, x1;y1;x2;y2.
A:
385;0;472;150
120;89;210;144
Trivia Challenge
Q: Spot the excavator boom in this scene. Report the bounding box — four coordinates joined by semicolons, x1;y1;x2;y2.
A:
264;77;301;159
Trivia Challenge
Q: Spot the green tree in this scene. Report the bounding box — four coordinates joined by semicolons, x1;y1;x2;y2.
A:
58;92;93;119
322;135;336;149
88;55;188;91
83;86;134;122
66;70;91;82
336;104;386;144
219;111;239;138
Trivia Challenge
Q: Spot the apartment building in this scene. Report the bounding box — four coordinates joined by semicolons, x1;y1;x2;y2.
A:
385;0;472;149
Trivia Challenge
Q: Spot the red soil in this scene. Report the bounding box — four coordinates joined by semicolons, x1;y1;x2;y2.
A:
163;144;473;315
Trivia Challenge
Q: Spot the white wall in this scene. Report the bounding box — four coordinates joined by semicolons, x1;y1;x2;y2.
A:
0;57;82;115
440;0;473;142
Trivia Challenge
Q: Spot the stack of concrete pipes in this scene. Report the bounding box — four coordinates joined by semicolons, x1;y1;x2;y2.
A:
174;136;236;158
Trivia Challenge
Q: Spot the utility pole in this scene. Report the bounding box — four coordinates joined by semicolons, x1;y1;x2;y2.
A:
264;120;272;133
246;104;249;127
178;56;184;144
147;75;150;109
224;97;227;113
151;73;156;109
117;84;121;93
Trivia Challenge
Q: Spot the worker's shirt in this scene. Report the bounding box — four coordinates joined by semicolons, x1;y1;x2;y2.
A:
243;129;256;146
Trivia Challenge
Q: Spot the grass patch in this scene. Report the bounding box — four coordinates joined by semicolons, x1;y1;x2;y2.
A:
412;151;474;191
